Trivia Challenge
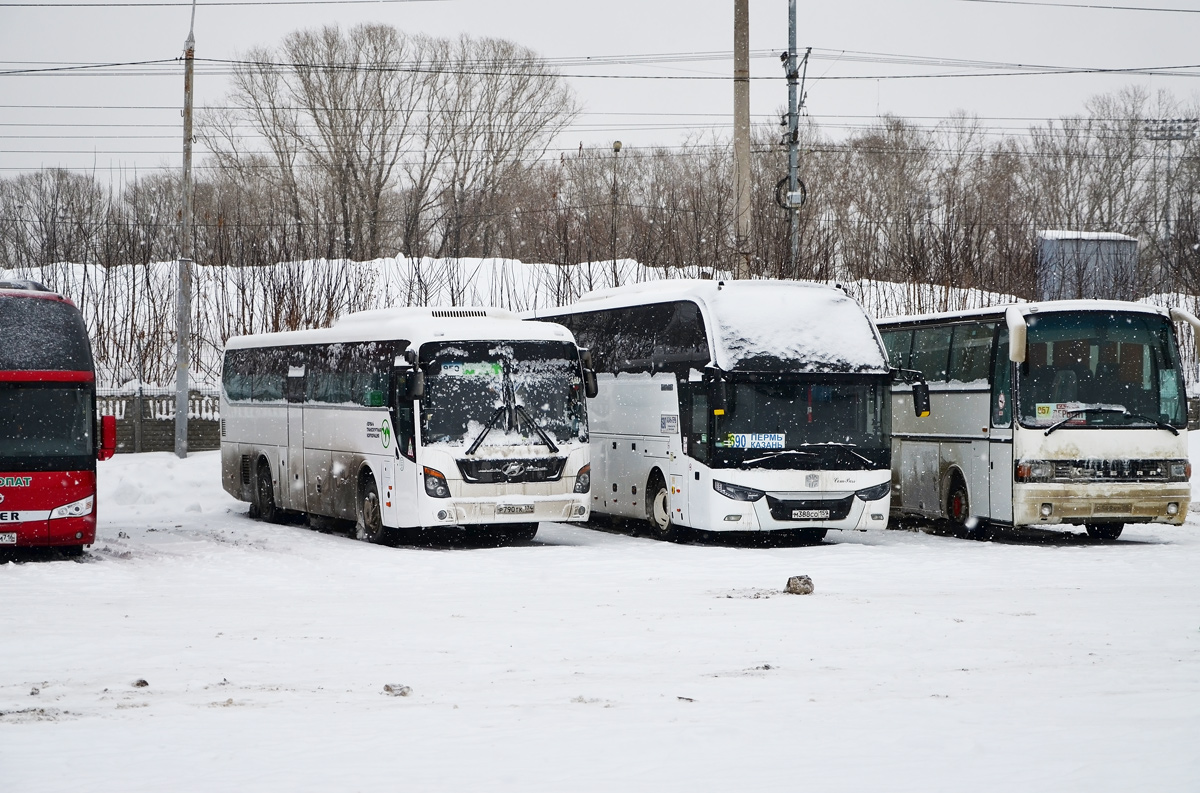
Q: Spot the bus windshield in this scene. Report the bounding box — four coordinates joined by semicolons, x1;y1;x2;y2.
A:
0;382;94;469
712;376;890;470
420;341;588;451
1017;312;1186;429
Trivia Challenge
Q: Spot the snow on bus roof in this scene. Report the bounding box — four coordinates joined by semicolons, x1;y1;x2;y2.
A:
225;306;574;350
877;299;1170;326
549;278;889;373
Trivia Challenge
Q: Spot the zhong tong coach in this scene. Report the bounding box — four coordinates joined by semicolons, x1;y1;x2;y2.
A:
879;300;1200;540
535;279;927;543
0;279;116;555
221;307;597;544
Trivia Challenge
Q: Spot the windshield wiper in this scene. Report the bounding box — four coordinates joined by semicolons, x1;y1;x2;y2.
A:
466;406;507;455
1120;411;1179;436
1043;405;1177;436
514;404;559;453
742;449;815;465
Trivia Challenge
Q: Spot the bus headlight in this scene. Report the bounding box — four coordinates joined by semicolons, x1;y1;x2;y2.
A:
423;467;451;499
1015;460;1053;482
573;464;591;494
854;482;890;502
712;479;765;502
50;495;94;520
1170;462;1190;481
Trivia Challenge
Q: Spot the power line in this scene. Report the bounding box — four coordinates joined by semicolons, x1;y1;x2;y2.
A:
0;0;448;6
957;0;1200;12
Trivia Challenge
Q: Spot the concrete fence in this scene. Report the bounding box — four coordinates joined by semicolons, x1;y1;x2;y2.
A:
97;388;221;454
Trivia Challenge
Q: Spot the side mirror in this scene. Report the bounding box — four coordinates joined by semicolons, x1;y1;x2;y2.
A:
912;381;931;418
713;377;728;414
1006;306;1027;364
98;414;117;461
407;370;425;401
584;369;598;399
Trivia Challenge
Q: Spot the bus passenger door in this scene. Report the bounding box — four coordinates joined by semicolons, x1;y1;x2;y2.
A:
989;340;1014;523
389;397;420;529
285;365;307;513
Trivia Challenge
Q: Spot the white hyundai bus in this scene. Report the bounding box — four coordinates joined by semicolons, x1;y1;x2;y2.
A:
220;307;596;544
878;300;1199;540
533;279;912;543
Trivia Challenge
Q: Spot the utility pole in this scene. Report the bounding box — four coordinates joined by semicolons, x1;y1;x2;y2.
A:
781;1;809;279
610;140;622;287
733;0;751;280
175;1;196;459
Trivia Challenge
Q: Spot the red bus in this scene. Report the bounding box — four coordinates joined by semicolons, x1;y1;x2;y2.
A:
0;279;116;556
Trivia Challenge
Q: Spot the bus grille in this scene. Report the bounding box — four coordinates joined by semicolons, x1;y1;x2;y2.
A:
241;456;251;485
431;309;488;318
766;494;854;521
456;457;566;484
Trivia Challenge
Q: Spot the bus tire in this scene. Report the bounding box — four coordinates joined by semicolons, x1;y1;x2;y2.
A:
647;473;679;542
1085;523;1123;541
255;460;280;523
63;544;85;558
355;474;389;545
946;475;982;539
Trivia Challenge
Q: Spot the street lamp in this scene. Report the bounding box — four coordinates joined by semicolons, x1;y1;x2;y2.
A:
611;140;622;286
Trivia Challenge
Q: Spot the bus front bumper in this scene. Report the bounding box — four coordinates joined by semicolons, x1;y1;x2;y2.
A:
1014;483;1190;526
429;494;590;527
704;491;891;532
0;514;96;548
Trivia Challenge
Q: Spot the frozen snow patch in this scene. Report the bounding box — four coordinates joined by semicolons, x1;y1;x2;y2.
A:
716;588;777;599
0;707;77;723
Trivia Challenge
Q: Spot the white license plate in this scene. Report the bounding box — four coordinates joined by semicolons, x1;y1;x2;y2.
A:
496;504;534;515
0;532;16;545
791;509;830;520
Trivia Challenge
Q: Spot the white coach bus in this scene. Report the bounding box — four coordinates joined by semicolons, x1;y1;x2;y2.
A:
878;300;1199;540
220;307;596;544
533;279;920;543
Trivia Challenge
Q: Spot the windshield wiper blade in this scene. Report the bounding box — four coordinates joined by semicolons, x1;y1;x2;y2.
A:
514;404;559;453
742;449;814;465
809;442;873;466
466;406;507;455
1120;411;1179;436
1043;406;1126;436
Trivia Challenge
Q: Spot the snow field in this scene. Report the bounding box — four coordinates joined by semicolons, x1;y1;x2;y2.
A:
1;450;1199;791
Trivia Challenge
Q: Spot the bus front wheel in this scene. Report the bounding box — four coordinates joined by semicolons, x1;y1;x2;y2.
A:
1085;523;1123;541
946;476;987;540
255;461;280;523
356;476;389;545
648;475;679;542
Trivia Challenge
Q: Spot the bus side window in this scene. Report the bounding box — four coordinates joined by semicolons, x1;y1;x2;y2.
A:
950;323;996;384
911;326;952;382
881;329;912;370
223;349;252;402
991;326;1011;426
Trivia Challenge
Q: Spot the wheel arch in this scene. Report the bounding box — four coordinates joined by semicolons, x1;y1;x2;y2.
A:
942;465;970;519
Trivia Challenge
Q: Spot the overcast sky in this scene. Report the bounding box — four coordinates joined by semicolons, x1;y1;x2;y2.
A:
2;0;1199;178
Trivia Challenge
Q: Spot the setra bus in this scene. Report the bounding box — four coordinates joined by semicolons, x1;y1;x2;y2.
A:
878;300;1199;540
533;279;924;543
220;307;596;544
0;279;116;556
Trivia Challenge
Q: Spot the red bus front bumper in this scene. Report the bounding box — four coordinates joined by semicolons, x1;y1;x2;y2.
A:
0;470;96;548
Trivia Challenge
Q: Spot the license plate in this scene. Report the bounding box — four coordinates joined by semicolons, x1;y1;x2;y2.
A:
496;504;534;515
791;509;830;520
0;532;16;544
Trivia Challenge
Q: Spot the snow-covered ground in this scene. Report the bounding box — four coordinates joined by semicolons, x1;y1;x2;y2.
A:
3;450;1200;791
